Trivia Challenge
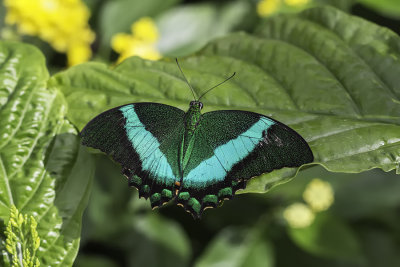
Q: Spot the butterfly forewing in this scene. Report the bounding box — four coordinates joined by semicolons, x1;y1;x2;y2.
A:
80;103;185;207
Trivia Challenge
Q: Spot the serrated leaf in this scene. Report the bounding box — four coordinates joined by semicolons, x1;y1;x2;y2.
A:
49;6;400;194
0;41;95;266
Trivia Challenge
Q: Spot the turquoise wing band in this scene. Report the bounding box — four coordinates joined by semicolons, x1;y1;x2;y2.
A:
183;117;275;188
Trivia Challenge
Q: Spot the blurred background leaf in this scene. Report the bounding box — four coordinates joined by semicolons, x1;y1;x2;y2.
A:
98;0;181;56
156;1;254;56
288;212;363;262
195;226;274;267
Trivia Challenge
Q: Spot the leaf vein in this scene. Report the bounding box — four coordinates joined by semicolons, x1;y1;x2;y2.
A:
300;16;400;102
265;37;363;116
0;155;14;206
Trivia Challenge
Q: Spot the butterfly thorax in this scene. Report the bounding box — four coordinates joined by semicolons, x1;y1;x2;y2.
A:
179;101;203;173
184;102;202;132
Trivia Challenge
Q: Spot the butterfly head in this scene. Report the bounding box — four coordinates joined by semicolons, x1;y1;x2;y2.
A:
189;100;203;110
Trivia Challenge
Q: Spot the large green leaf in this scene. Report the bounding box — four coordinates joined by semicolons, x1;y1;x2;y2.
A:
49;6;400;194
0;41;95;266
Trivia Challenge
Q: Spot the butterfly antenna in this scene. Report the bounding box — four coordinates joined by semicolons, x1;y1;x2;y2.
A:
176;58;198;100
198;72;236;101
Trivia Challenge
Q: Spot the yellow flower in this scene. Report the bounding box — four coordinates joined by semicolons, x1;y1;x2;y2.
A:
67;42;92;67
257;0;281;17
4;0;95;66
284;0;310;7
283;202;315;228
111;17;161;63
303;178;334;212
131;17;159;42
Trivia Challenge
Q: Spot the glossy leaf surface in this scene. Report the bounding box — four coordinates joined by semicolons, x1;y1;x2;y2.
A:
0;41;95;266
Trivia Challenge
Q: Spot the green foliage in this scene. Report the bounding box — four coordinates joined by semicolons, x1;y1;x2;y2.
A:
0;42;95;266
1;3;400;267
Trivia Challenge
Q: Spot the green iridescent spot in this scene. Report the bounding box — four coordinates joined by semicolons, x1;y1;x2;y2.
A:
161;189;172;199
232;181;239;187
178;192;190;201
150;193;161;203
203;195;218;204
142;185;150;194
188;198;201;213
129;175;142;186
218;187;232;197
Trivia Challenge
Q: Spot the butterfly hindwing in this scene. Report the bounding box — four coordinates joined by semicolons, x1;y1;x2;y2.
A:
80;103;185;207
178;110;313;217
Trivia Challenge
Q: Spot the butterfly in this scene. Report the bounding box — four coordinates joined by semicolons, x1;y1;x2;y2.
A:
80;59;313;218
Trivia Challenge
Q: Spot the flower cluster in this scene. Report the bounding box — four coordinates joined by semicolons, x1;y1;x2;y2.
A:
257;0;311;17
283;178;334;228
3;206;41;267
4;0;95;66
111;17;161;63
